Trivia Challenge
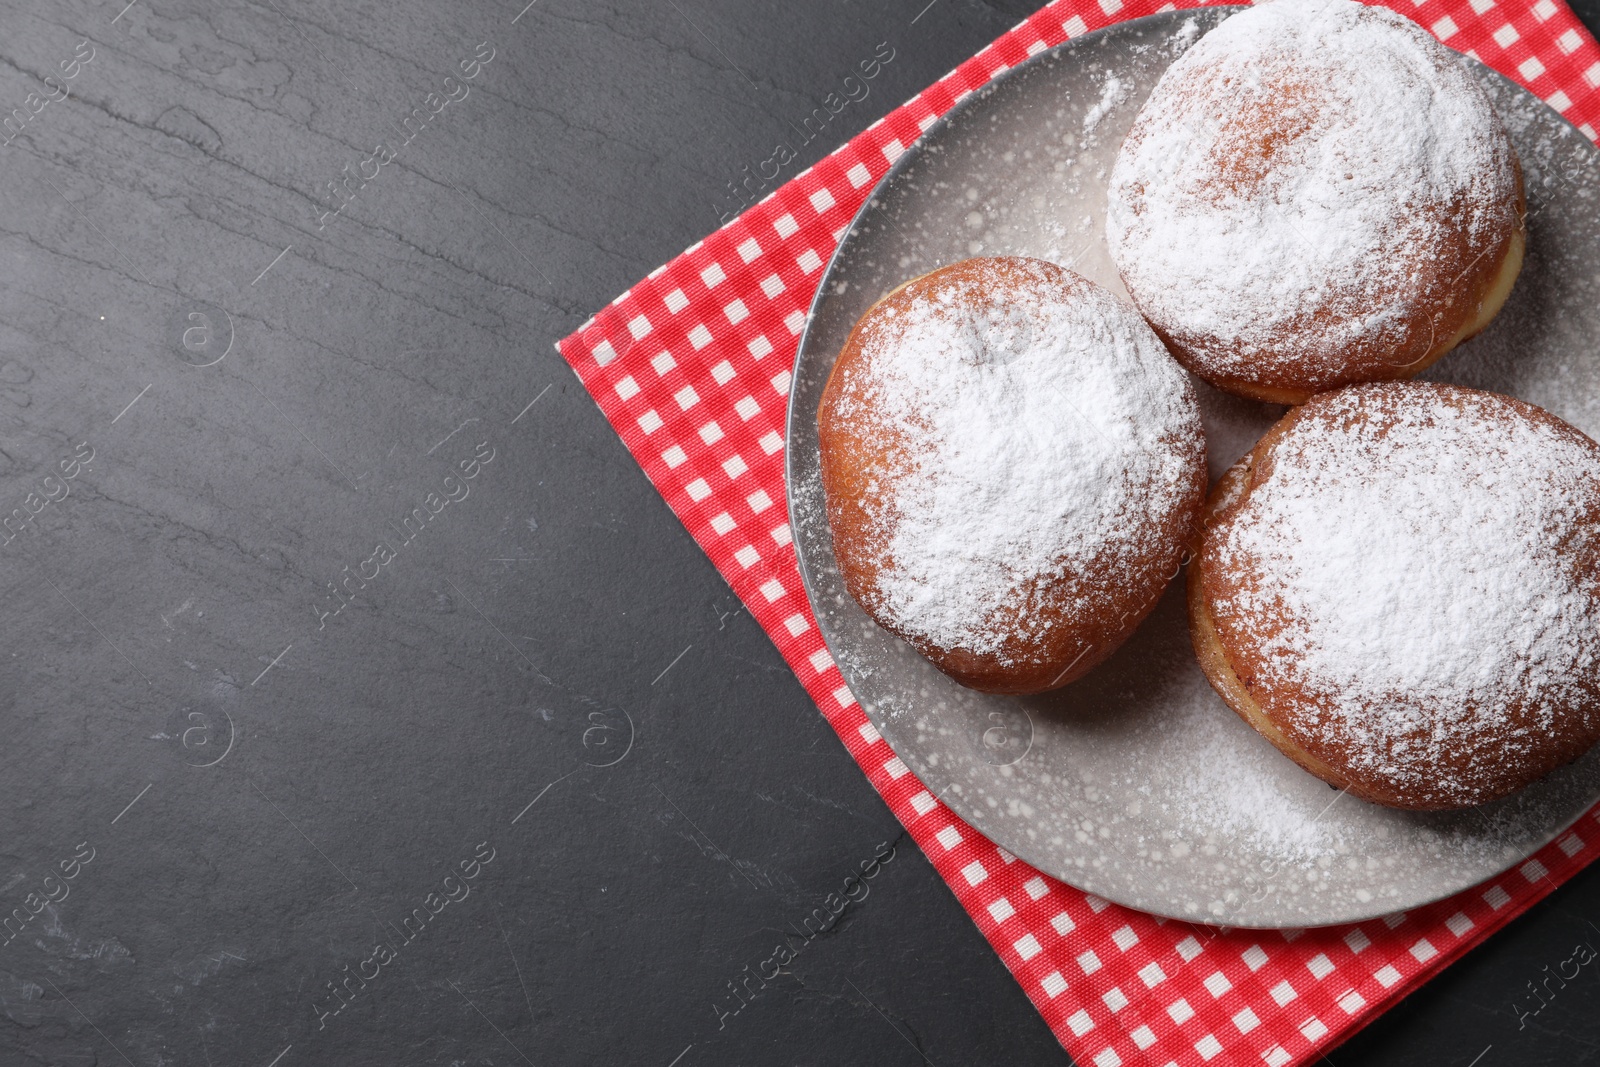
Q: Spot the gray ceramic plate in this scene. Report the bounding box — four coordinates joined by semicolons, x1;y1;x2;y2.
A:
785;7;1600;927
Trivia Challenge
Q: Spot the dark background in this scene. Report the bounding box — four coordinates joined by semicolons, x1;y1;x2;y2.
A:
0;0;1596;1065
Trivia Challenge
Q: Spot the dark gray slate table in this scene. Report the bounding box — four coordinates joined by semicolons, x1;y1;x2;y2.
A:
0;1;1596;1065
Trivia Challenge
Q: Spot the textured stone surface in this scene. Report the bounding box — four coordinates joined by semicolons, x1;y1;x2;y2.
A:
0;0;1593;1064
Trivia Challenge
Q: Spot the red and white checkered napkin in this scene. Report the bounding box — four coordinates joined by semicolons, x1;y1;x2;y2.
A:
559;1;1600;1061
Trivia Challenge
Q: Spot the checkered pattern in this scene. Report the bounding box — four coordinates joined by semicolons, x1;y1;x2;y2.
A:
558;0;1600;1062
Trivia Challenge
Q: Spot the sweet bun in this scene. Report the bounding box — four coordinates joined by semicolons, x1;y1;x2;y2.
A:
817;256;1206;695
1191;381;1600;809
1106;0;1525;405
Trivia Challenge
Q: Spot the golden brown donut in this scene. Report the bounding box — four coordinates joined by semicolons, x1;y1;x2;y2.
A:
1106;0;1525;405
817;256;1206;695
1191;382;1600;809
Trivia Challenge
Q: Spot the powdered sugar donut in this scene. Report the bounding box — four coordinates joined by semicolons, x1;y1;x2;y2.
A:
817;257;1207;695
1106;0;1525;405
1191;382;1600;809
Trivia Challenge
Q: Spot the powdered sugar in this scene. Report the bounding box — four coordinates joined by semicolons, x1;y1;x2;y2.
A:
833;259;1201;659
1105;0;1520;383
1213;385;1600;800
1082;74;1128;134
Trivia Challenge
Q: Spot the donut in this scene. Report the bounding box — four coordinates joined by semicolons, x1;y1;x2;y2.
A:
1190;382;1600;809
817;257;1207;695
1106;0;1526;405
